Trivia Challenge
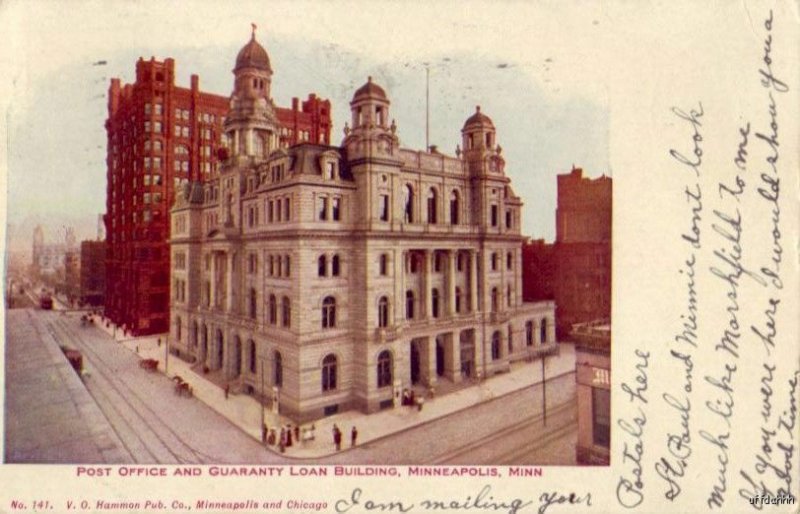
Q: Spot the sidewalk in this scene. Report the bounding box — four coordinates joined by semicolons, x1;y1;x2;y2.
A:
91;315;575;459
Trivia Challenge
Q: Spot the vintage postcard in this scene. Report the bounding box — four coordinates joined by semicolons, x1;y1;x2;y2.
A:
0;1;797;513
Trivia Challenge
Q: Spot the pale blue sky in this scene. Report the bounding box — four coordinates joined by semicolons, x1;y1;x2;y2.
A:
5;2;609;253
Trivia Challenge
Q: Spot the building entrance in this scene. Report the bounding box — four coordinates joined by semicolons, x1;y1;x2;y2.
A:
410;341;421;384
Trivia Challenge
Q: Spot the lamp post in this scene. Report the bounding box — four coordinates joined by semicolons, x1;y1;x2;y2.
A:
260;358;266;437
541;353;548;427
165;334;170;375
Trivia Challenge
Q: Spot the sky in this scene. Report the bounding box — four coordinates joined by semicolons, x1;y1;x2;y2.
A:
2;1;610;255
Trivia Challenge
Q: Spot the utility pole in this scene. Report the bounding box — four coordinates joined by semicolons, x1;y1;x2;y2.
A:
542;354;547;426
165;334;169;375
425;63;430;151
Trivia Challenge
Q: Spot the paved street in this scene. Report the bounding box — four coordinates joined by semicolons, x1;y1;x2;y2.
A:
6;308;577;465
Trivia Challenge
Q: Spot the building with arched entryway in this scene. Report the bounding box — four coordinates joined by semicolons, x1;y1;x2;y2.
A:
169;30;555;423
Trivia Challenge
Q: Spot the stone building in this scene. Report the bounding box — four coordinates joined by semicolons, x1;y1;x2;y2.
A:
573;321;610;465
80;240;106;306
104;41;331;335
170;34;555;422
523;167;611;339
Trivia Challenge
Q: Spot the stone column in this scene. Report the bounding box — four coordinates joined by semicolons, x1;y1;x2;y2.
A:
446;332;461;383
419;336;436;387
446;251;456;316
469;250;478;313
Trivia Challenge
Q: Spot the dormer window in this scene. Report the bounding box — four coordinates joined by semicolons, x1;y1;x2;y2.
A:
326;161;336;180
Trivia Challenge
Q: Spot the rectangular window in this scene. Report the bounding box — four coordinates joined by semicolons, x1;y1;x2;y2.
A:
506;210;512;229
491;205;498;227
283;198;290;221
318;197;328;221
268;200;274;223
379;194;389;221
332;198;341;221
592;388;611;448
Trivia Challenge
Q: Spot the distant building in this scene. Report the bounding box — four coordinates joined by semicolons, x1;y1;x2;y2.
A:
523;167;611;339
31;225;75;278
104;46;333;335
169;32;556;423
80;241;106;306
572;321;610;465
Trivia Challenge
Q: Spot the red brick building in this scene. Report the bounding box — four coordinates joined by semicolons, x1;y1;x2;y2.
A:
523;167;611;339
105;38;332;335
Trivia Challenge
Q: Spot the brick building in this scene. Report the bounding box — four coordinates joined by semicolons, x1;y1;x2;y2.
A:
523;167;611;339
104;40;331;335
169;34;556;422
80;240;106;306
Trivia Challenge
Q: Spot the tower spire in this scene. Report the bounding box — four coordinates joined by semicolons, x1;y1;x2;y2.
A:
251;22;257;39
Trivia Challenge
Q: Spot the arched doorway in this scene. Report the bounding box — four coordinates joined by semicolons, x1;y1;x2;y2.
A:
410;341;421;384
233;336;242;377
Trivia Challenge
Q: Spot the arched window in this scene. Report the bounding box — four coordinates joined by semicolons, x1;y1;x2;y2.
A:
526;321;534;346
491;331;501;360
273;351;283;387
282;296;291;327
404;184;414;223
268;294;277;324
377;351;393;387
322;354;337;391
378;296;389;328
431;288;440;318
540;318;548;343
406;290;415;320
450;190;460;225
322;296;336;328
318;255;327;277
332;255;341;276
248;340;256;373
491;287;499;313
249;288;257;319
455;287;462;314
426;187;437;224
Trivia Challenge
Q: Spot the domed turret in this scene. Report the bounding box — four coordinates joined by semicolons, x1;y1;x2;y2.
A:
461;105;497;152
352;76;387;102
462;105;494;130
234;30;272;73
349;76;391;130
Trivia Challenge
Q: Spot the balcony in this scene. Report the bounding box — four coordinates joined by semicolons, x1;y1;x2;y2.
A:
375;326;402;343
489;311;510;324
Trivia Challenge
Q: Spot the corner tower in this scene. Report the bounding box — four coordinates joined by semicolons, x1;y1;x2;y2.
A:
342;76;400;159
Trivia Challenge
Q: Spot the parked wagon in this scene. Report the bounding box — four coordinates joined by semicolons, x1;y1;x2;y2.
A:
139;358;159;371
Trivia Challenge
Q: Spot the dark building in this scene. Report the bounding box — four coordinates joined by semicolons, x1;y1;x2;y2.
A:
523;167;611;340
104;40;332;335
80;241;106;306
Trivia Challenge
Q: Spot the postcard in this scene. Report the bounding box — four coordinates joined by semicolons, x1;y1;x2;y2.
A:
0;1;797;513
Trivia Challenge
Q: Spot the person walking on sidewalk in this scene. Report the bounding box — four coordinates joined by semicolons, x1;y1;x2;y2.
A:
333;424;342;451
351;426;358;447
224;383;230;399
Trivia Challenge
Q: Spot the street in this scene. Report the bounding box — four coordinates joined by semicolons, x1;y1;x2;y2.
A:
6;308;577;466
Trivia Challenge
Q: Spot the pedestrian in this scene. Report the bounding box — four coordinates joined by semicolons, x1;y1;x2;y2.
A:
294;425;300;442
224;383;230;399
351;426;358;447
157;337;161;347
333;424;342;451
286;425;293;447
261;423;268;443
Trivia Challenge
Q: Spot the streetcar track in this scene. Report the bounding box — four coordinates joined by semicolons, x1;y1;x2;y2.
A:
46;314;217;464
428;400;575;464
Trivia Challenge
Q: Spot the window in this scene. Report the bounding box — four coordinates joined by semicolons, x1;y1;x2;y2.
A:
508;325;514;353
378;296;389;328
455;287;462;314
404;184;414;223
540;318;548;343
332;198;341;221
491;287;499;313
318;197;328;220
282;296;291;327
377;351;393;388
506;210;512;229
426;188;437;223
379;254;389;276
326;161;336;180
507;252;513;270
331;255;341;276
322;296;336;328
268;294;277;324
434;253;443;272
322;354;337;391
283;198;290;221
318;255;327;277
491;332;501;360
284;255;291;277
491;205;498;227
406;290;415;320
431;288;440;318
491;253;498;271
248;254;257;274
526;321;534;346
248;340;256;373
273;351;283;387
379;194;389;221
592;388;611;448
248;288;257;319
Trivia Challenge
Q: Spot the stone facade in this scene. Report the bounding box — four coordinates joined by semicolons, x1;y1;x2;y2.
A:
573;322;610;465
169;35;555;423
